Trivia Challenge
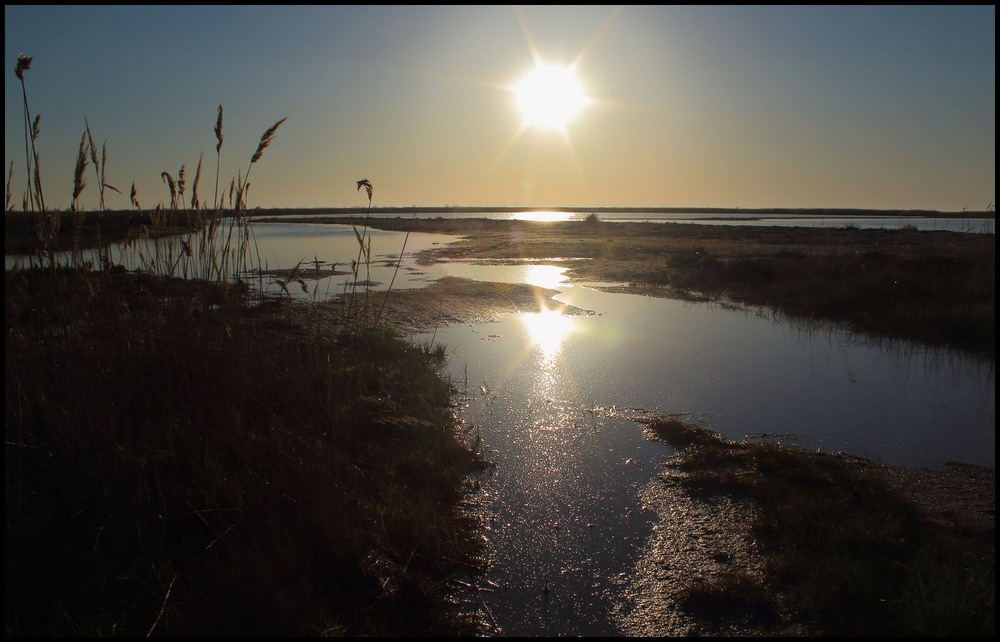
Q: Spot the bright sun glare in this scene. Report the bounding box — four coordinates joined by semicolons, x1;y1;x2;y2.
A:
523;306;575;362
514;64;588;131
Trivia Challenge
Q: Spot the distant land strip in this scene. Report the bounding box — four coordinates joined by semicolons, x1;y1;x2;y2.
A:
247;206;994;218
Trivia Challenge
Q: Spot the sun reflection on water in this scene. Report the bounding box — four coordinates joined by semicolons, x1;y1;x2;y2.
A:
512;210;574;223
524;264;568;289
523;306;575;363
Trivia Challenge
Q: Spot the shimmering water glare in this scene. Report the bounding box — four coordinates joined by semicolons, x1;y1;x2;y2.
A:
412;275;993;636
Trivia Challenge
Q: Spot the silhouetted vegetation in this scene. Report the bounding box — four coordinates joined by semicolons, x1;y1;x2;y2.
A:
5;61;484;634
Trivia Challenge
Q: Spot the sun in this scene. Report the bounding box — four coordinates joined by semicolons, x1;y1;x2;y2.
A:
514;63;588;131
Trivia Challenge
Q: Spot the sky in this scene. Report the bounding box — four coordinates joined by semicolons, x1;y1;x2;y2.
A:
4;5;996;212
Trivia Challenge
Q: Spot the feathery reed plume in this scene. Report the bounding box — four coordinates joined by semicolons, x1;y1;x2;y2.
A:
236;117;287;210
72;131;89;210
177;164;186;209
130;181;140;210
214;105;224;153
357;178;373;203
15;53;32;80
85;118;99;167
251;117;287;165
84;117;108;210
213;104;223;209
191;153;203;210
161;172;177;210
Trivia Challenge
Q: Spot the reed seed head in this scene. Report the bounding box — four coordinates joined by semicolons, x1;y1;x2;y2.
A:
356;178;373;201
161;171;177;208
250;117;288;165
215;105;224;153
85;118;99;167
191;153;203;209
73;131;89;205
15;53;32;80
130;181;140;209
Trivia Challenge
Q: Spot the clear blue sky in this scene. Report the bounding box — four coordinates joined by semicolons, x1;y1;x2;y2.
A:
5;5;995;211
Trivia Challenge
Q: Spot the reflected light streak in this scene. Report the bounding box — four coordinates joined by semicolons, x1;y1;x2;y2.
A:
524;263;569;288
523;306;575;363
513;211;575;223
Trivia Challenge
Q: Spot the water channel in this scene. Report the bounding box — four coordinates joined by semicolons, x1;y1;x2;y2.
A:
240;219;992;635
405;262;993;635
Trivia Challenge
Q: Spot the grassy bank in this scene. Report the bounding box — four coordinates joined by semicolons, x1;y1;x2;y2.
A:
5;71;485;634
645;417;995;636
5;266;485;636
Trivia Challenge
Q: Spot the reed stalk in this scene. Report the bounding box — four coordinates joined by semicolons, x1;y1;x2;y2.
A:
15;53;41;212
346;178;374;325
375;213;415;327
213;105;223;210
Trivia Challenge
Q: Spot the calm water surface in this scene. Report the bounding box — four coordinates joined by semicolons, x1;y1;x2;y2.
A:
407;274;992;635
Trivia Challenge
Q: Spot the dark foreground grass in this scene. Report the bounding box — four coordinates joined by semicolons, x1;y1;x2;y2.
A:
646;417;995;637
5;267;485;636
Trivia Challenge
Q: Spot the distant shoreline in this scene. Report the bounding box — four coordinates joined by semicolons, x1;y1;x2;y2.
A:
4;207;993;223
246;205;994;218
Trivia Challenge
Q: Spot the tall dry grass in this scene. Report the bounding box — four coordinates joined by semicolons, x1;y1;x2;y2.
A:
5;55;485;636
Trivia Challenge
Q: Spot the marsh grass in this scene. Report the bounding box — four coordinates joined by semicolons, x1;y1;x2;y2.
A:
5;269;485;635
5;63;485;635
336;217;995;359
645;417;995;636
665;241;995;356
